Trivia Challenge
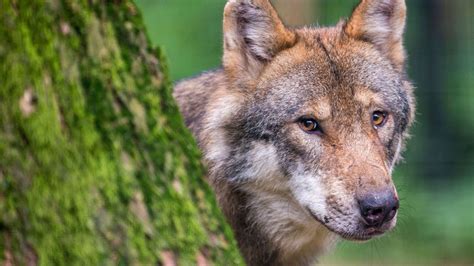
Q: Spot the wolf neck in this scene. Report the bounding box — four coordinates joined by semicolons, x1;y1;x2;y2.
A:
216;178;338;266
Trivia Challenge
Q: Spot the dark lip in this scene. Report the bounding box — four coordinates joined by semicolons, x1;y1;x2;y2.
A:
306;206;333;229
306;206;386;241
341;228;385;241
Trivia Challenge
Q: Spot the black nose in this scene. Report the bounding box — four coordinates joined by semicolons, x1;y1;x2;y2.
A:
358;191;399;227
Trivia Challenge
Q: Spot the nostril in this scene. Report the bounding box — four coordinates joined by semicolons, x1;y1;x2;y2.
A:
384;200;399;223
367;207;384;216
386;208;397;221
361;206;386;226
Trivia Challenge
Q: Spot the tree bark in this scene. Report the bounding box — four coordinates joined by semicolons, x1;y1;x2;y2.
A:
0;1;242;265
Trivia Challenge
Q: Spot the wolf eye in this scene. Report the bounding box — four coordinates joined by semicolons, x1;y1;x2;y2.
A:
372;111;387;128
298;118;321;134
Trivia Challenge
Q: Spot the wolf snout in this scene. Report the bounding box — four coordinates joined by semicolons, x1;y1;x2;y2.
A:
358;190;399;227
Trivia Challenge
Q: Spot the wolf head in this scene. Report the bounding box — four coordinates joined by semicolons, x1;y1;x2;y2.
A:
203;0;414;253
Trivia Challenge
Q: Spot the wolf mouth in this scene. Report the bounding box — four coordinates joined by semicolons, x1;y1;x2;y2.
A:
305;206;384;241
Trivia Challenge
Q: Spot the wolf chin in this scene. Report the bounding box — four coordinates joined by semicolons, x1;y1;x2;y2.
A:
174;0;415;265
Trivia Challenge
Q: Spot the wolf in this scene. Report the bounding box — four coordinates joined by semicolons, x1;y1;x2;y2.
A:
174;0;415;265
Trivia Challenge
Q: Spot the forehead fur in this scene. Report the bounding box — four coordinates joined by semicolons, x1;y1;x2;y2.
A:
252;25;411;127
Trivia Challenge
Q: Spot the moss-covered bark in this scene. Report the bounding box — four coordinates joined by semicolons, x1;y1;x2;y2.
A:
0;0;242;265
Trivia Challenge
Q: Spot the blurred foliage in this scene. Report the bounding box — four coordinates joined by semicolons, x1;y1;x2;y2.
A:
136;0;474;264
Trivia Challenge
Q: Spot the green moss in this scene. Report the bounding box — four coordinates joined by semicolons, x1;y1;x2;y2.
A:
0;0;243;265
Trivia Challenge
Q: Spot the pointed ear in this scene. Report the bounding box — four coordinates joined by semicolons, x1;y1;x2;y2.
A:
345;0;407;71
223;0;296;82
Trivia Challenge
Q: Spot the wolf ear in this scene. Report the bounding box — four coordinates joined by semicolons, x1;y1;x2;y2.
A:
345;0;407;71
223;0;296;82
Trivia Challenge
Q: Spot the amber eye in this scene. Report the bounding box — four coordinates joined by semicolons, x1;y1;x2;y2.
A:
372;111;387;128
299;118;321;134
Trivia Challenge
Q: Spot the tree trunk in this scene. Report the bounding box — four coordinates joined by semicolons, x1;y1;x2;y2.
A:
0;1;242;265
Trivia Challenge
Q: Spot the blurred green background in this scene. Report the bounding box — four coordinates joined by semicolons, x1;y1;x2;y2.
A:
135;0;474;264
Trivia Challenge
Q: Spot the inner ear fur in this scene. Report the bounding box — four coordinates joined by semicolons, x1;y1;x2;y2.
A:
222;0;297;83
345;0;407;72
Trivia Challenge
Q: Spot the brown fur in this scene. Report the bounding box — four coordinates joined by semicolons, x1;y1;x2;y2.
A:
174;0;415;265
